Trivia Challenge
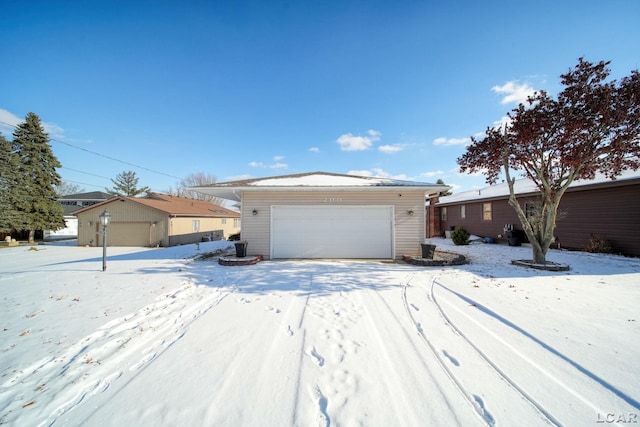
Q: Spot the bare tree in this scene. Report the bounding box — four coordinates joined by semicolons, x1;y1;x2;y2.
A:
55;181;85;196
175;172;224;205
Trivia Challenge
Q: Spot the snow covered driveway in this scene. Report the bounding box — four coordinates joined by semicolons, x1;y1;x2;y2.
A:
1;240;639;426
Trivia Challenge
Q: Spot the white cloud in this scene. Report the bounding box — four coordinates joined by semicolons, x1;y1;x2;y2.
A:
249;158;288;169
492;81;536;105
420;170;445;178
433;136;470;146
0;109;22;135
336;129;381;151
378;144;403;154
309;147;319;153
0;108;65;140
43;121;65;139
491;115;512;131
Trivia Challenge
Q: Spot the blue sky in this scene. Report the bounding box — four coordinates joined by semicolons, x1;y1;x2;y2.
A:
1;0;639;194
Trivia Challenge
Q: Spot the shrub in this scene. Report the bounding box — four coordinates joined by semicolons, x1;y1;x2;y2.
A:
584;234;612;254
451;227;470;245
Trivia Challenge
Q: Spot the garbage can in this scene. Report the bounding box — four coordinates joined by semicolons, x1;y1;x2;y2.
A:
234;241;248;257
420;243;436;259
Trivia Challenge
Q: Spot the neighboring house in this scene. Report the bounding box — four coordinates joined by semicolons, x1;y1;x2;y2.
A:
435;170;640;257
74;193;240;247
191;171;449;259
44;191;113;240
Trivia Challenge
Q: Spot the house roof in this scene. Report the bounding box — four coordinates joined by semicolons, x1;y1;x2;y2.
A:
59;191;113;201
190;171;451;201
437;169;640;206
73;193;240;218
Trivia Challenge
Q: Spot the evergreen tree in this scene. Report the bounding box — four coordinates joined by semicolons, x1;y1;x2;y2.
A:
12;112;65;242
436;179;452;196
107;170;150;197
0;132;23;234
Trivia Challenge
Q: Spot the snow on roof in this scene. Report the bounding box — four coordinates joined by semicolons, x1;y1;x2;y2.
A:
191;171;450;201
249;172;429;187
438;169;640;205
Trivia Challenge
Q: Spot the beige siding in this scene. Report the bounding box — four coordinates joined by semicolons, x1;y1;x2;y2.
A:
76;200;167;247
169;217;239;239
241;190;426;259
76;200;240;247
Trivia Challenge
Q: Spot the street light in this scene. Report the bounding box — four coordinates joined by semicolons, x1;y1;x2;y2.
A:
99;209;111;271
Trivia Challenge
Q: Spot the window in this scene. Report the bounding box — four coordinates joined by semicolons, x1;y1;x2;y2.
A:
482;203;492;221
221;218;227;225
233;218;241;227
441;207;447;221
460;205;466;219
192;220;200;232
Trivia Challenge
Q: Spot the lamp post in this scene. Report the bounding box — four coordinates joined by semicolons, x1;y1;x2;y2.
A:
99;209;111;271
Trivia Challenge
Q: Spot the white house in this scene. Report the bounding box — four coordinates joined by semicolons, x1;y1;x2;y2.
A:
191;171;450;259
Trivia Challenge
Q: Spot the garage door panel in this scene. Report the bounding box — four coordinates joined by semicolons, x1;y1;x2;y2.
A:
108;223;149;247
271;205;393;258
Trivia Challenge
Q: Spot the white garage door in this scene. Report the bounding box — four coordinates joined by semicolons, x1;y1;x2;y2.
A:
271;205;394;259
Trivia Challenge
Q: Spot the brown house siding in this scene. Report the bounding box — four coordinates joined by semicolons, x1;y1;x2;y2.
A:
554;184;640;256
438;180;640;257
440;198;535;240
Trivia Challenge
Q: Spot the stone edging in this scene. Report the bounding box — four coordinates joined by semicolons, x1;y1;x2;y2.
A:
218;255;263;266
511;259;570;271
403;251;467;266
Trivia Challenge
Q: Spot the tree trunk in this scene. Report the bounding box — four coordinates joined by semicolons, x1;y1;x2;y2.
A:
28;229;35;243
532;244;546;264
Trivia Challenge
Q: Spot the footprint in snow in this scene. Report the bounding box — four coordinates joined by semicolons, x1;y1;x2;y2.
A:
265;306;281;314
305;346;325;367
442;349;460;367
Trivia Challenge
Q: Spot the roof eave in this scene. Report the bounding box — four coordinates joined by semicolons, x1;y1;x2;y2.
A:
191;185;451;202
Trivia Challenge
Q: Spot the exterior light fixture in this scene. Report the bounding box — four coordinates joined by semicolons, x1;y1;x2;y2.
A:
407;209;415;216
252;209;258;216
99;209;111;271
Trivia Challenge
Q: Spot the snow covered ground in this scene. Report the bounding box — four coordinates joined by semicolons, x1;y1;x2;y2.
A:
1;238;639;426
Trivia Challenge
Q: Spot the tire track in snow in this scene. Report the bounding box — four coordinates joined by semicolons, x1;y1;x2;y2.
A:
202;285;311;426
425;276;605;426
359;287;478;426
434;280;640;412
0;281;231;427
400;276;515;426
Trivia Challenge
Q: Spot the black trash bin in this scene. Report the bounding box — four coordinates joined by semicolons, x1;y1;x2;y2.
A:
420;243;436;259
234;241;248;257
506;230;522;246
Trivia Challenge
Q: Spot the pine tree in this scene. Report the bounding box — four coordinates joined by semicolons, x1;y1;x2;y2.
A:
0;132;23;234
12;112;65;242
107;170;150;197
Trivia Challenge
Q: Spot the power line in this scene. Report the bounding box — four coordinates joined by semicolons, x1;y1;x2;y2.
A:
0;120;183;180
59;179;106;190
60;166;112;180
